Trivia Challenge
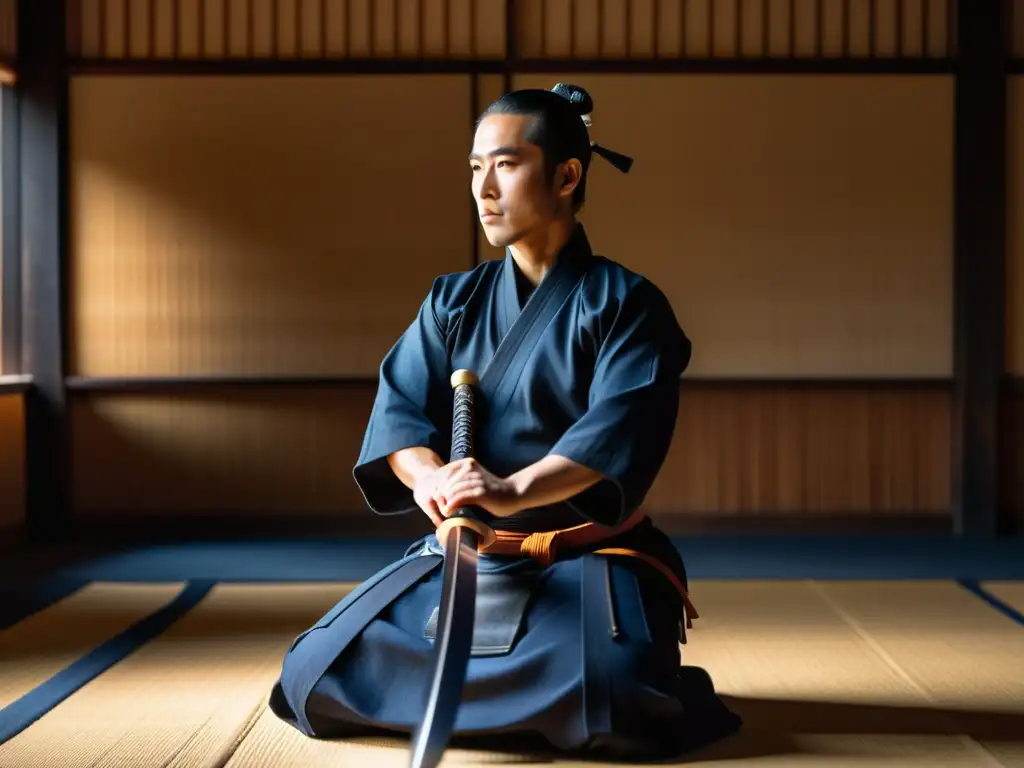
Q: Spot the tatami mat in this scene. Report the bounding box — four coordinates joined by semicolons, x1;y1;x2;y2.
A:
0;583;353;768
682;581;1024;767
0;582;184;711
2;579;1023;767
983;581;1024;615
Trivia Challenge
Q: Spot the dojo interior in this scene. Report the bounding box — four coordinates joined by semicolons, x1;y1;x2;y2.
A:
2;0;1024;765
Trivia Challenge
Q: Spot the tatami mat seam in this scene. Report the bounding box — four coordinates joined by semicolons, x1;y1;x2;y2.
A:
211;698;271;768
806;580;1009;768
0;579;217;746
155;713;216;768
957;580;1024;627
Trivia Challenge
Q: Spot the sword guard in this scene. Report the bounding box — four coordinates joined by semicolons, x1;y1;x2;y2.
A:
437;512;496;549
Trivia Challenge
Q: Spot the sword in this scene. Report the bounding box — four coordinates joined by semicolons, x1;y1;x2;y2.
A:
409;368;496;768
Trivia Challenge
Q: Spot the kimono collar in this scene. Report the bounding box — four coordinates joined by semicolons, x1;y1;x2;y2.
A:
500;223;592;329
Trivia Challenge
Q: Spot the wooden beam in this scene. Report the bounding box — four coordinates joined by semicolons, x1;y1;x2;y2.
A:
0;374;31;394
18;0;70;542
61;374;952;393
0;80;19;374
65;56;956;77
951;1;1010;537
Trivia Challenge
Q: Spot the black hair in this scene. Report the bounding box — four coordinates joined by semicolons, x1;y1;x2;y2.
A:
479;83;632;213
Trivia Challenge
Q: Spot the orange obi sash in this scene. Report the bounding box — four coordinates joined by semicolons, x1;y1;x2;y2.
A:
442;508;698;628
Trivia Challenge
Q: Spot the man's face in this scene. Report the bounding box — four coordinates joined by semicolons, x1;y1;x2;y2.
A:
469;113;560;248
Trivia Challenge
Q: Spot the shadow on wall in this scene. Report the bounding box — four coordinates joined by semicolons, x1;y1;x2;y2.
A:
69;386;388;524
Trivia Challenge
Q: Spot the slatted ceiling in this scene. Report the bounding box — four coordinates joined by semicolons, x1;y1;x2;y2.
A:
0;394;25;532
68;75;472;378
565;0;596;58
65;0;957;61
396;0;419;57
68;0;507;59
514;0;952;59
737;0;764;58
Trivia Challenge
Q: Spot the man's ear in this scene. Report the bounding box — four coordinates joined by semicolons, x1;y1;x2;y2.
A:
557;159;584;200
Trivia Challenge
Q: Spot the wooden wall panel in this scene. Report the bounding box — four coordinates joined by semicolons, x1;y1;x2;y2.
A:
1005;76;1024;534
0;84;3;365
0;0;15;66
68;75;473;377
0;393;25;535
71;387;373;517
514;0;953;59
513;73;953;377
68;0;507;59
1008;77;1024;374
1015;0;1024;59
1000;382;1024;534
652;382;950;521
70;383;951;528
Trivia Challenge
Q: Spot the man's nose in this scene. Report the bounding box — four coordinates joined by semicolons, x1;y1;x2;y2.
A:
476;168;498;199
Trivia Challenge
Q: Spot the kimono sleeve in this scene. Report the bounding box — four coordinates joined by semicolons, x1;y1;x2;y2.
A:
549;281;690;527
351;281;454;515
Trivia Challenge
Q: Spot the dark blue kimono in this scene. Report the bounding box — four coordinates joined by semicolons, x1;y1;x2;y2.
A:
268;225;741;758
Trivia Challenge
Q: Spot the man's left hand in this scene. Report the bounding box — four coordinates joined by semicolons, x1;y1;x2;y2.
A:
439;458;522;519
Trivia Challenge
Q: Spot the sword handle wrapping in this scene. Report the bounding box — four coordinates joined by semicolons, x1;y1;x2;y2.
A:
437;369;496;548
449;369;477;462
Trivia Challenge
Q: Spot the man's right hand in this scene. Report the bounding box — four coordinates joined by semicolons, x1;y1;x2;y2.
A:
387;446;451;526
411;463;462;527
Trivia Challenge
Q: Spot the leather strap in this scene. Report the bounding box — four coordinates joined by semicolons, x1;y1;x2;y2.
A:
482;507;648;566
592;547;698;628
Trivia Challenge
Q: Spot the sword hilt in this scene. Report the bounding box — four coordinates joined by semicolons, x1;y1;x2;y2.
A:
436;369;496;549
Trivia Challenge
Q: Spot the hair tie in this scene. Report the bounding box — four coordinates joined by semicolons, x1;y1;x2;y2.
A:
591;142;633;174
579;112;632;173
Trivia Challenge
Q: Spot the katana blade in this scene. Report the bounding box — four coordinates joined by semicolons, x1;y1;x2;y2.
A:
408;523;480;768
408;369;495;768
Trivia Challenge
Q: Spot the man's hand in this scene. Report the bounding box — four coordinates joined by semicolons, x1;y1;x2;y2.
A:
408;459;517;525
392;448;607;527
435;458;522;519
410;462;463;526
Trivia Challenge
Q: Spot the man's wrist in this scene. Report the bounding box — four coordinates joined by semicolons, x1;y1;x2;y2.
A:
503;455;604;514
504;469;534;514
411;462;444;488
387;446;444;489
